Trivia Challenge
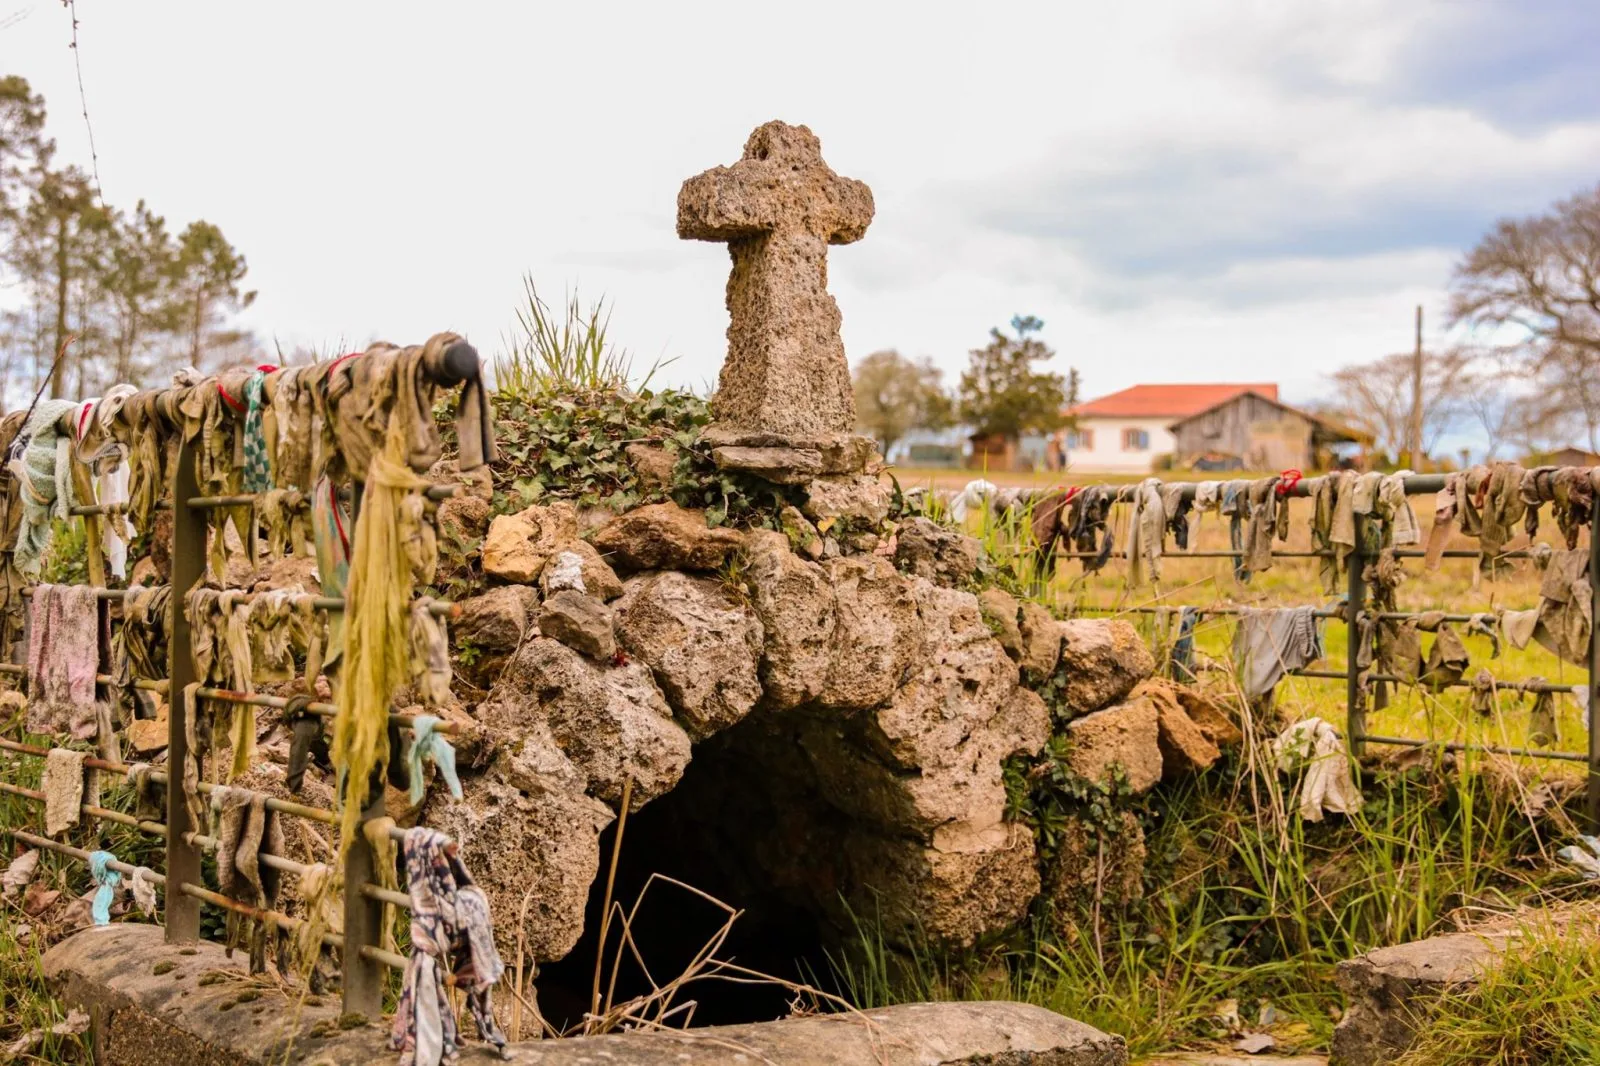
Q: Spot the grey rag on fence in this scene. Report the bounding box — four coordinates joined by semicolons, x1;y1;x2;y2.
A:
1235;605;1325;699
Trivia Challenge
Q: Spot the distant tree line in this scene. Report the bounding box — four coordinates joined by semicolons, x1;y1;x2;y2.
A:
852;315;1077;455
0;75;255;407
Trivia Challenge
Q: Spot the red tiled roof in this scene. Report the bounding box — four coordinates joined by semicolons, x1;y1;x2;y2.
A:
1069;383;1279;419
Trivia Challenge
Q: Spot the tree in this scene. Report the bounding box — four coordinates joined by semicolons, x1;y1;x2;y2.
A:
1449;184;1600;449
7;165;108;393
102;201;178;382
170;220;255;368
0;75;50;223
1320;349;1474;460
852;349;952;454
957;315;1075;442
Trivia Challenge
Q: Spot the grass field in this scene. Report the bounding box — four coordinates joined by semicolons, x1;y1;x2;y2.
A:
896;465;1591;775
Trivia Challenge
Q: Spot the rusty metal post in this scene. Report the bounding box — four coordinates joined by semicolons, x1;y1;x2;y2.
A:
165;436;205;942
1346;513;1367;758
1588;514;1600;828
342;786;388;1017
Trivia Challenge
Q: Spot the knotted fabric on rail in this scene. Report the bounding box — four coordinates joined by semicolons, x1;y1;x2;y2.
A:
391;827;506;1066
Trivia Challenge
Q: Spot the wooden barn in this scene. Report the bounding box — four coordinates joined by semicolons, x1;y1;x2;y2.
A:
1168;390;1365;471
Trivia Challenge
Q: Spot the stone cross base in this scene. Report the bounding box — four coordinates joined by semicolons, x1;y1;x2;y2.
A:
701;424;882;485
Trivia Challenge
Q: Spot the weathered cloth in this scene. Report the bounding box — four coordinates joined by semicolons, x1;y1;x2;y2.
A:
27;583;104;739
265;365;316;492
113;584;171;699
455;368;499;472
213;786;284;973
1068;484;1114;572
1220;479;1251;582
1124;477;1164;586
1419;619;1470;691
1424;471;1462;570
947;479;997;524
74;385;138;579
8;399;80;577
409;599;452;707
241;370;273;493
87;851;121;926
258;489;311;560
1170;605;1198;684
1530;547;1591;666
129;866;159;917
1271;717;1363;822
332;419;434;853
1235;606;1324;699
1242;476;1282;578
406;715;462;805
326;334;468;484
1479;461;1527;571
1308;471;1356;593
1527;684;1558;749
1160;483;1192;551
43;747;87;836
391;827;507;1066
311;477;352;672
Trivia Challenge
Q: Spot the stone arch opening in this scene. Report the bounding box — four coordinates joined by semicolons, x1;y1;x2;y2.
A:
534;709;849;1029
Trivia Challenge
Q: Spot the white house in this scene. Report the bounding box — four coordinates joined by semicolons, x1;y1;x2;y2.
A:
1059;383;1280;474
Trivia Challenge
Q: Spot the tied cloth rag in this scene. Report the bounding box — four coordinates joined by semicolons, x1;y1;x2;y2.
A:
391;827;507;1066
1271;717;1364;822
1234;606;1325;700
7;398;79;578
27;583;105;740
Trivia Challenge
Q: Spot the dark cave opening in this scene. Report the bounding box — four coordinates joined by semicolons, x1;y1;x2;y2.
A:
535;711;847;1030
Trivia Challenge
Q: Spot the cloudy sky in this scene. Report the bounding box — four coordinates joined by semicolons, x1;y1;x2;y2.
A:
6;1;1598;413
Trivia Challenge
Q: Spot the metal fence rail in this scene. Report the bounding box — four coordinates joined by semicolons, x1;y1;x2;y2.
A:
0;353;482;1022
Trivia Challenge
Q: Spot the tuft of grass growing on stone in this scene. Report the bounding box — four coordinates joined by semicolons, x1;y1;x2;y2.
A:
1395;918;1600;1066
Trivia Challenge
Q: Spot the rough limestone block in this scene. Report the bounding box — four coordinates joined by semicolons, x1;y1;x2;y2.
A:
537;589;616;661
590;502;745;572
1064;698;1164;794
613;571;764;739
481;502;578;584
1332;930;1511;1066
453;585;540;652
978;587;1024;660
1153;699;1222;779
894;517;981;587
1057;619;1155;714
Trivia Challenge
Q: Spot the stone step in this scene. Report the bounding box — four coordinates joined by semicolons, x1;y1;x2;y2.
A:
43;923;1130;1065
1141;1056;1327;1066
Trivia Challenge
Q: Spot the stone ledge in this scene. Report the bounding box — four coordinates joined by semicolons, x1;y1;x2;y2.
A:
44;924;1127;1065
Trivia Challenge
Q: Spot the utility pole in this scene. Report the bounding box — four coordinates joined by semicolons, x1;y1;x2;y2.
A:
1409;304;1424;468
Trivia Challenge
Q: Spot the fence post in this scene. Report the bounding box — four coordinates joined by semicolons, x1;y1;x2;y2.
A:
1588;516;1600;828
342;787;388;1017
1346;513;1366;758
165;437;204;942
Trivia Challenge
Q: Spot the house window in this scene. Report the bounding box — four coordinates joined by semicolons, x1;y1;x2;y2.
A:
1066;429;1093;450
1123;428;1150;451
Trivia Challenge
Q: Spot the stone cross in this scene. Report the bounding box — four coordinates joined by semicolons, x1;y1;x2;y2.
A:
679;121;875;472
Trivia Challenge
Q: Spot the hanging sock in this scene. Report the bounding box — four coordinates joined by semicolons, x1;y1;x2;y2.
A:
87;851;121;926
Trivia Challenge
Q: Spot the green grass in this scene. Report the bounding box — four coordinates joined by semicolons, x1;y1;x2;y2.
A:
1396;916;1600;1065
495;276;670;398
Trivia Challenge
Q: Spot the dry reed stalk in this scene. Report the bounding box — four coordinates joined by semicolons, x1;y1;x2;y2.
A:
590;775;633;1018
